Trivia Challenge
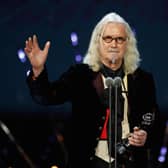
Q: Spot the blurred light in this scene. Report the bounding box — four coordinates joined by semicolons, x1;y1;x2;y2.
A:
51;166;58;168
75;54;82;62
158;155;165;162
26;70;31;76
160;146;167;155
70;32;78;46
158;146;167;163
18;49;26;63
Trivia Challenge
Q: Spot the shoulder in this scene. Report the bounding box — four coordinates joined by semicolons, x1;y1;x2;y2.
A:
66;63;94;75
128;68;156;89
60;63;95;81
69;63;91;71
130;67;154;80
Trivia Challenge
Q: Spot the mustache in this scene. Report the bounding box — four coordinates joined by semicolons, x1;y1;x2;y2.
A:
107;49;119;52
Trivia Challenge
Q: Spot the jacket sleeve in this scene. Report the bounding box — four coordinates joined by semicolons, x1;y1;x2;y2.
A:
26;66;75;105
141;72;160;149
128;69;160;148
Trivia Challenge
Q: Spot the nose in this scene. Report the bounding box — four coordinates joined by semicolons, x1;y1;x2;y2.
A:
111;39;117;47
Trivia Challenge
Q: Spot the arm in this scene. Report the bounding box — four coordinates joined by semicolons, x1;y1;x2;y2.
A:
26;67;73;106
25;35;71;105
128;70;159;148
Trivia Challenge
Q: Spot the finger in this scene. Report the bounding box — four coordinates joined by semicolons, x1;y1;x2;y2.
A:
25;37;33;52
28;37;33;48
24;47;30;55
134;130;147;138
132;131;147;144
133;126;140;131
24;47;34;61
25;41;32;52
43;41;51;55
130;133;143;143
33;34;40;49
139;130;147;136
128;137;145;146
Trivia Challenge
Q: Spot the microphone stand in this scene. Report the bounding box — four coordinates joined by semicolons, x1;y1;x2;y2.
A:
105;77;114;168
114;84;119;168
108;82;112;168
114;77;122;168
105;77;121;168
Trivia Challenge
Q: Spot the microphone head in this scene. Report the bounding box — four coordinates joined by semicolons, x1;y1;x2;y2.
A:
105;77;114;87
113;76;122;87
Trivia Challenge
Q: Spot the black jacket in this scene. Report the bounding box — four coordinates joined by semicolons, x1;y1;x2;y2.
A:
27;63;159;168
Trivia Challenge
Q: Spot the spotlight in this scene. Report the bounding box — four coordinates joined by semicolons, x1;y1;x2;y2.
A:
70;32;78;46
18;49;26;63
75;54;82;62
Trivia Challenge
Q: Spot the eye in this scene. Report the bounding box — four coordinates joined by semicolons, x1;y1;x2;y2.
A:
102;36;127;44
117;37;126;43
102;36;113;43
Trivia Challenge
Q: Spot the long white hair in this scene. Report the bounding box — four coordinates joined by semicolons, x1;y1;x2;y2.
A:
83;12;141;74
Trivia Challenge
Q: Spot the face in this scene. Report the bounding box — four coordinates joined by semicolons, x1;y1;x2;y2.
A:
98;22;128;70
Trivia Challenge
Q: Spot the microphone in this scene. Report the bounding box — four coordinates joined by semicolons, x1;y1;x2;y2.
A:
113;77;122;87
105;77;114;87
105;76;122;168
105;77;122;88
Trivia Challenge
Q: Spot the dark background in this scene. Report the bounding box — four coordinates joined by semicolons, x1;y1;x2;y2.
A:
0;0;168;167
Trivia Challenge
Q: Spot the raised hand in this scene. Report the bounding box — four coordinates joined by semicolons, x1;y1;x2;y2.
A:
24;35;51;77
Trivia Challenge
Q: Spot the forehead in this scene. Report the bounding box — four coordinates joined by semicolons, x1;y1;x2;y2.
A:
102;22;127;36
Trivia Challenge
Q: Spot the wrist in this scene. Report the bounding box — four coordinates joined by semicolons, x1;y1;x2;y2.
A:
32;67;44;78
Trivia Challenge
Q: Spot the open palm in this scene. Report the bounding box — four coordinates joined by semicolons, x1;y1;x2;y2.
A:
24;35;50;75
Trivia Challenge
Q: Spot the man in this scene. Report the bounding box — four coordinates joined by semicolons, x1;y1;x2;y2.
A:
25;12;159;168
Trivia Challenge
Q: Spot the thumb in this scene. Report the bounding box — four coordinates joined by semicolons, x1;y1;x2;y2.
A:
44;41;51;54
133;126;140;131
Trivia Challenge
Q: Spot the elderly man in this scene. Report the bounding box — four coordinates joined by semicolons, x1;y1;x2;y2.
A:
25;12;159;168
